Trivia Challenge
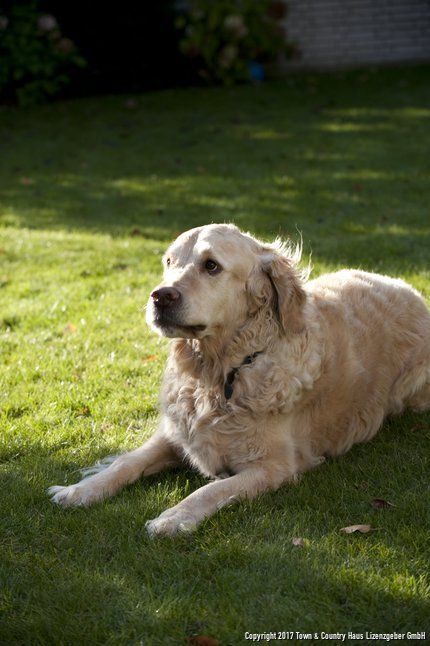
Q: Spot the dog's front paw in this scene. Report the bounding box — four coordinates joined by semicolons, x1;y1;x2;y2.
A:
48;483;101;508
145;508;197;537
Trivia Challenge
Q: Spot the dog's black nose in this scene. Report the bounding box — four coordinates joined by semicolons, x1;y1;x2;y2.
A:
151;287;181;308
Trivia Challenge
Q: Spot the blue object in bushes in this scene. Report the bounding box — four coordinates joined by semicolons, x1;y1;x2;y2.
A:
248;61;265;82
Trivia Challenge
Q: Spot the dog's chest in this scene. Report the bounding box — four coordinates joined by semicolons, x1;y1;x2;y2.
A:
161;375;256;477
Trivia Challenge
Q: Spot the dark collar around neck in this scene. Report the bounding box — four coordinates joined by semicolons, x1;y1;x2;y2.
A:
224;352;262;400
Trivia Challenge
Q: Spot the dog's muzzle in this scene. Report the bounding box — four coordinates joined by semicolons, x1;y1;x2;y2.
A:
150;286;182;309
148;287;206;335
150;286;182;328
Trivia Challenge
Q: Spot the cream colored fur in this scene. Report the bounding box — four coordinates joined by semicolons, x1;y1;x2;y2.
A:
49;224;430;536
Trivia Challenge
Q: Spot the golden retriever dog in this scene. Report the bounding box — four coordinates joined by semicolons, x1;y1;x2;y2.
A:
49;224;430;536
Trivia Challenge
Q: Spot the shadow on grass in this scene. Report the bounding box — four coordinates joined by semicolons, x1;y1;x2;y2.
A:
1;409;429;641
1;67;430;272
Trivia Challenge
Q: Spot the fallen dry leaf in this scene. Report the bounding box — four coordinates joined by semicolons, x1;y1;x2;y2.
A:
64;322;77;334
292;537;305;547
124;98;138;109
76;406;91;417
341;524;378;534
143;354;158;362
20;177;34;186
371;498;395;510
130;227;143;237
187;637;220;646
410;424;427;432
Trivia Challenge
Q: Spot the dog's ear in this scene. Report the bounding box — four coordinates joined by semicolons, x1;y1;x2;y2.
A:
260;246;306;335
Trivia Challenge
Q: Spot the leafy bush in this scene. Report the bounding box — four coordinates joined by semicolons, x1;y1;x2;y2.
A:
176;0;290;84
0;2;86;106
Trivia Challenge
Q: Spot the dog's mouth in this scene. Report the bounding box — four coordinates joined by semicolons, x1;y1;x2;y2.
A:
153;314;206;337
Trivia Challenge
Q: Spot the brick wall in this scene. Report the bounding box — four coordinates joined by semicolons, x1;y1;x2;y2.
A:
282;0;430;69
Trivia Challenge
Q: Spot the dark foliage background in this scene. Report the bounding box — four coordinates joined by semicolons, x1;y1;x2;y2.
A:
0;0;191;97
41;0;190;95
0;1;287;103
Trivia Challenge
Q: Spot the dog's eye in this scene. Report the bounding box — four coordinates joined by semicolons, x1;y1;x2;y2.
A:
166;257;171;267
204;259;221;275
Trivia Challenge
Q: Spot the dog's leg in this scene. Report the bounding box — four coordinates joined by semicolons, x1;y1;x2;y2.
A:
145;463;286;537
48;432;180;508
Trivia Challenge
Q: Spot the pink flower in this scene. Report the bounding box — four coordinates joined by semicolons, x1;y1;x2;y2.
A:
37;14;58;32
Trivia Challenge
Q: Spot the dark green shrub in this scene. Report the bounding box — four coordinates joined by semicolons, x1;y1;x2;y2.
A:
176;0;291;85
0;2;86;106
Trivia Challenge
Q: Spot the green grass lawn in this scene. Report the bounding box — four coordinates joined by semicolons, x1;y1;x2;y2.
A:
1;66;430;644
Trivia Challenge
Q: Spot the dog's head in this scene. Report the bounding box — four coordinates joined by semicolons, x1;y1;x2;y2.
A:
146;224;306;340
